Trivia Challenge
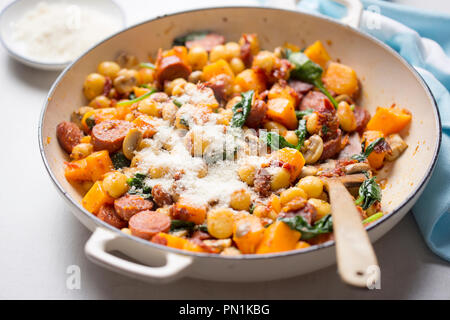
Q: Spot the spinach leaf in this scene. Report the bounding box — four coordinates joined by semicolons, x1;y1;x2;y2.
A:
295;109;314;119
231;90;254;127
127;173;152;200
139;62;155;69
172;31;210;46
279;214;333;240
173;98;182;107
351;137;385;162
117;88;157;106
170;220;195;232
259;131;296;150
287;51;338;109
195;224;208;233
111;152;131;169
85;115;96;130
355;175;382;210
295;119;308;149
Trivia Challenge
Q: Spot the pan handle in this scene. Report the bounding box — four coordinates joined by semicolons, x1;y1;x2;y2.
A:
332;0;363;28
85;228;193;283
266;0;363;29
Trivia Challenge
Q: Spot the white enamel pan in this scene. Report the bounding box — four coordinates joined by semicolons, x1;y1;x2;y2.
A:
39;1;441;283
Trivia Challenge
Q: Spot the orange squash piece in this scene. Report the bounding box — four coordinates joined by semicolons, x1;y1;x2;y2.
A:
304;40;331;69
366;106;412;136
256;221;301;254
153;233;188;250
133;115;158;138
271;147;305;181
233;216;265;254
362;130;386;169
202;59;234;81
183;240;207;253
65;150;113;182
266;98;298;129
172;197;207;225
234;69;266;93
133;86;151;97
295;241;311;250
323;62;359;96
268;83;300;107
82;181;114;214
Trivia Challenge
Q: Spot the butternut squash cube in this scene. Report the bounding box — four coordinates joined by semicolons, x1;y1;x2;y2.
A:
82;181;114;214
266;98;298;130
256;221;301;254
271;147;305;181
233;216;265;254
234;69;266;93
366;106;412;136
362;130;386;169
172;197;207;225
202;59;234;81
323;62;359;96
304;40;331;69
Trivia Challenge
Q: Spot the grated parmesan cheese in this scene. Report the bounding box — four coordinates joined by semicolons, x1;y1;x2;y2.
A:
11;2;121;63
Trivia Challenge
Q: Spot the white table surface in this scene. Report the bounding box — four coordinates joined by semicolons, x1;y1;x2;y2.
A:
0;0;449;300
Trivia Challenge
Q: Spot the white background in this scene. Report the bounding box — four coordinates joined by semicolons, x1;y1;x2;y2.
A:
0;0;449;299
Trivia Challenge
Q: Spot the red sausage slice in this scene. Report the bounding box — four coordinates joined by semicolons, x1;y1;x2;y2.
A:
56;121;83;153
97;204;127;229
245;99;268;129
320;129;342;161
354;106;371;133
156;55;191;84
185;34;225;52
114;194;154;221
91;120;133;153
288;79;314;96
129;211;171;240
299;91;330;111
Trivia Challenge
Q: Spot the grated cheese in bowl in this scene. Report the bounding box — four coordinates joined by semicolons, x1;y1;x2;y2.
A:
11;1;123;64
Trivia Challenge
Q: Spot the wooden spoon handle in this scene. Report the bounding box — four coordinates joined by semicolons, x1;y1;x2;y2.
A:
326;179;379;287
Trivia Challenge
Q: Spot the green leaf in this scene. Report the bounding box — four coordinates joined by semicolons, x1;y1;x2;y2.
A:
231;90;254;128
139;62;155;69
111;152;131;169
173;99;182;107
351;137;385;162
362;212;383;225
195;224;208;233
85;115;96;130
126;173;152;199
355;176;382;210
172;31;210;46
287;51;338;109
170;220;195;231
294;119;308;149
117;88;157;106
279;214;333;240
259;131;296;150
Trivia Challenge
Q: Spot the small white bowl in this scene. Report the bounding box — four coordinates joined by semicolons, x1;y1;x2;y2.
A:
0;0;126;71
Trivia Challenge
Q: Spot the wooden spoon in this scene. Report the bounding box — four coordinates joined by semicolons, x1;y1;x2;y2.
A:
324;175;379;287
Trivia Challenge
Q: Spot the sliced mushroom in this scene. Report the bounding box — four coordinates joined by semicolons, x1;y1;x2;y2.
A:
113;70;138;95
301;135;324;164
344;162;371;174
299;165;319;178
123;128;143;160
116;52;139;69
385;134;408;161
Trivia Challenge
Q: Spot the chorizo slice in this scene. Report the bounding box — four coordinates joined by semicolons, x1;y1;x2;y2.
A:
129;210;171;240
289;79;314;96
299;91;330;111
156;55;191;84
185;33;225;52
91;120;133;153
97;204;127;229
253;168;271;197
354;106;371;133
245;99;268;129
56;121;83;153
151;184;173;207
114;194;154;221
319;129;342;161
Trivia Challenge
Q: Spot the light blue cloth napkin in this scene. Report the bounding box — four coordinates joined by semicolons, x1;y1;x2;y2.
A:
293;0;450;261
